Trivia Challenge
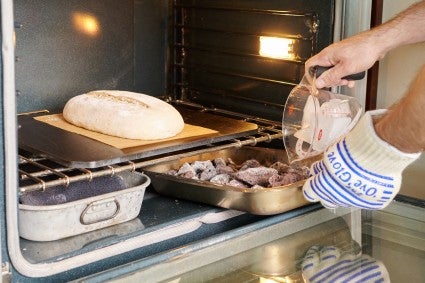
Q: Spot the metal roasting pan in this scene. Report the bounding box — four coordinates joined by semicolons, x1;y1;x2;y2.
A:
143;147;315;215
18;171;150;241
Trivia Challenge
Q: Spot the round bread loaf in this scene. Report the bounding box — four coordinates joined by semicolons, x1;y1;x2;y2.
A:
63;90;184;140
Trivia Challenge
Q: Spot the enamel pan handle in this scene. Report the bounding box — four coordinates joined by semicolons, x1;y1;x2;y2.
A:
310;65;366;80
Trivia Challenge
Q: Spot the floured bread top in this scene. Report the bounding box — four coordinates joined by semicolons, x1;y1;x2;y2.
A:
63;90;185;140
89;91;150;108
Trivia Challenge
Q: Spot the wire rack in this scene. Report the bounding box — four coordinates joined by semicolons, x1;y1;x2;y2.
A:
18;102;284;194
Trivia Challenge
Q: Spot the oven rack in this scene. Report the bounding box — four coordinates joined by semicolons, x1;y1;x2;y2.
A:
172;99;282;128
170;0;318;126
18;104;284;193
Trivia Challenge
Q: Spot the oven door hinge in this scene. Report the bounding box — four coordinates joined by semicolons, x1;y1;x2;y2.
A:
2;262;11;283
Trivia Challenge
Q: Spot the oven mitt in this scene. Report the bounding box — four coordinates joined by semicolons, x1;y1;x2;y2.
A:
301;245;390;283
302;110;421;209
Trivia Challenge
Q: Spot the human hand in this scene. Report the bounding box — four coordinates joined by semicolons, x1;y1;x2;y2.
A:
302;110;420;210
301;245;390;283
305;0;425;89
305;31;386;89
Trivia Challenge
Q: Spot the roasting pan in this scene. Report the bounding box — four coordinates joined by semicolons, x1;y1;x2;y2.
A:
18;171;150;241
144;147;315;215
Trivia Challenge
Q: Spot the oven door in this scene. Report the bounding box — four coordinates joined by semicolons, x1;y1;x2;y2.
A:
77;201;425;282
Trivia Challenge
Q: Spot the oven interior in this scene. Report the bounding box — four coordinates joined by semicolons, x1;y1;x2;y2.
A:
12;0;336;278
17;0;335;188
15;0;334;115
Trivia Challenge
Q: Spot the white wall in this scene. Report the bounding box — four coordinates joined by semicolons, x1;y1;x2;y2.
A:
377;1;425;108
377;1;425;204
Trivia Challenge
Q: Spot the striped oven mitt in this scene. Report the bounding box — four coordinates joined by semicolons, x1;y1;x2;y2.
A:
302;110;420;209
301;245;390;283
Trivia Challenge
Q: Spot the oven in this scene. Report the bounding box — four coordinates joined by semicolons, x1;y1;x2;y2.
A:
0;0;396;281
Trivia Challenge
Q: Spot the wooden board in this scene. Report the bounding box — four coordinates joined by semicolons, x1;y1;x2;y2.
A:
34;114;219;149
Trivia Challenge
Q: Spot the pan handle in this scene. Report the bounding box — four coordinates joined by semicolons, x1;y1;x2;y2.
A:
80;198;121;225
310;65;366;81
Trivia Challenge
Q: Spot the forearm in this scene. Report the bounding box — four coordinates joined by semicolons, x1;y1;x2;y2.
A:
305;1;425;88
374;65;425;153
371;0;425;56
362;1;425;151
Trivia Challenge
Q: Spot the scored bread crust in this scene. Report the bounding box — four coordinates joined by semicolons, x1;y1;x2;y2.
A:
63;90;185;140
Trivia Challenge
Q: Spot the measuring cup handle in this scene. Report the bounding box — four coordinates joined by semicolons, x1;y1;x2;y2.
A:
310;66;366;81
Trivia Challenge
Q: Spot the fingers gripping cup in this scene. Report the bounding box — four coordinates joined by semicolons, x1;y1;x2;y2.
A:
282;67;364;163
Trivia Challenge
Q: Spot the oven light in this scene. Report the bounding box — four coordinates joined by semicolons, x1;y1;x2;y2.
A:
259;36;294;60
72;12;100;37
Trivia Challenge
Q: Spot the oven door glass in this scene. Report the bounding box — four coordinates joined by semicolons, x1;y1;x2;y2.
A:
79;201;424;282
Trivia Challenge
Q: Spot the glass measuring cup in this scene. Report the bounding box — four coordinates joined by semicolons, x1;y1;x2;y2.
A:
282;67;365;163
